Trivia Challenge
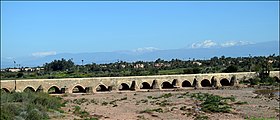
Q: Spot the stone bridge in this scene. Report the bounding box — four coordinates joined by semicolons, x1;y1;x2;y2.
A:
1;71;279;94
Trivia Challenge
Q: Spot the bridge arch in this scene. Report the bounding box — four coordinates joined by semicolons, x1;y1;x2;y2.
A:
140;82;151;89
1;88;10;93
48;86;62;94
72;85;86;93
119;83;130;91
96;84;109;92
220;78;231;86
161;81;174;89
23;86;36;92
201;79;211;87
182;80;192;87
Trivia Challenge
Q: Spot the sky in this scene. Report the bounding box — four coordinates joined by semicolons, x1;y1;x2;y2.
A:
1;1;279;59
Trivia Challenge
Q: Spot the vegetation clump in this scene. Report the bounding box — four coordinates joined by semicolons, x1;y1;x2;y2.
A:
0;91;64;120
190;93;235;113
73;106;90;118
156;100;170;107
139;108;164;114
148;93;173;99
194;115;209;120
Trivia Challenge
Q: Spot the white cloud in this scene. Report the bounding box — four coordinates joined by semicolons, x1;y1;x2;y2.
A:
190;40;253;49
133;47;159;53
5;57;14;60
32;51;56;57
221;41;253;47
191;40;218;48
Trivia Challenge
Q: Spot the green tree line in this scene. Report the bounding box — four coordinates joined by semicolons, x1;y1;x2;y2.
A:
1;55;279;79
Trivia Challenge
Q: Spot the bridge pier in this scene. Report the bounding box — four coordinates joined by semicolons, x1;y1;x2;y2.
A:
152;80;160;89
85;87;93;93
211;77;223;87
65;87;71;93
230;75;239;86
194;78;202;89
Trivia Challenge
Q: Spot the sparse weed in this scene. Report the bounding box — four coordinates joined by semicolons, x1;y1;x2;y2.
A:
140;99;148;103
90;99;98;104
194;115;208;120
156;100;170;107
190;93;234;113
139;108;163;114
234;101;248;105
101;102;108;106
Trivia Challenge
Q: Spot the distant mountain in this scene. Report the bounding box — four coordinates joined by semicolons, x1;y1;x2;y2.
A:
1;41;279;68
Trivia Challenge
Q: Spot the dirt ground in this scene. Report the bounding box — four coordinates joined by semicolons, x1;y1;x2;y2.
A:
52;88;280;120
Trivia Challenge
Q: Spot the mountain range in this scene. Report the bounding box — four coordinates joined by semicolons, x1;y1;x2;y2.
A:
1;41;279;68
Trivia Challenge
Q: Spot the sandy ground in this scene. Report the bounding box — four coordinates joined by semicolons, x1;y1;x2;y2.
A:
51;88;280;120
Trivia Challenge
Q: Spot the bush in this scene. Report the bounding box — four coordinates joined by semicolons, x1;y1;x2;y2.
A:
223;65;238;73
195;115;208;120
260;77;275;85
183;68;201;74
139;108;163;113
0;92;64;119
249;77;261;85
190;93;234;113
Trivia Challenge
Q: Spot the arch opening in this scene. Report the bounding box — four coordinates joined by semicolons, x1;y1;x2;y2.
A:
140;82;151;89
96;85;109;92
182;80;192;87
161;81;174;89
201;79;211;87
23;87;35;92
48;86;62;94
1;88;10;93
119;83;130;91
220;78;231;86
72;85;86;93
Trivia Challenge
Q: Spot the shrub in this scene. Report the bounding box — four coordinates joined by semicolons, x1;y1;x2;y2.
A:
0;92;64;119
223;65;238;73
101;102;108;106
250;77;260;85
195;115;208;120
156;100;170;107
234;101;248;105
180;106;187;111
190;93;234;113
139;108;163;114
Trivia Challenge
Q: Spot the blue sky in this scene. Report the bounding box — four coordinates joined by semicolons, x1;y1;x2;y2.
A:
2;1;279;58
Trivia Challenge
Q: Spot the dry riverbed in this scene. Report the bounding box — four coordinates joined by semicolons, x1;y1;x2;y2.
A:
52;88;280;120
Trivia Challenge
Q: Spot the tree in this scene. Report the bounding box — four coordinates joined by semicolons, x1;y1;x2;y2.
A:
17;72;24;78
44;58;75;71
223;65;238;73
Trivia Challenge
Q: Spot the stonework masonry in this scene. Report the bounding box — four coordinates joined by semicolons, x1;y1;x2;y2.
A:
1;71;279;94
